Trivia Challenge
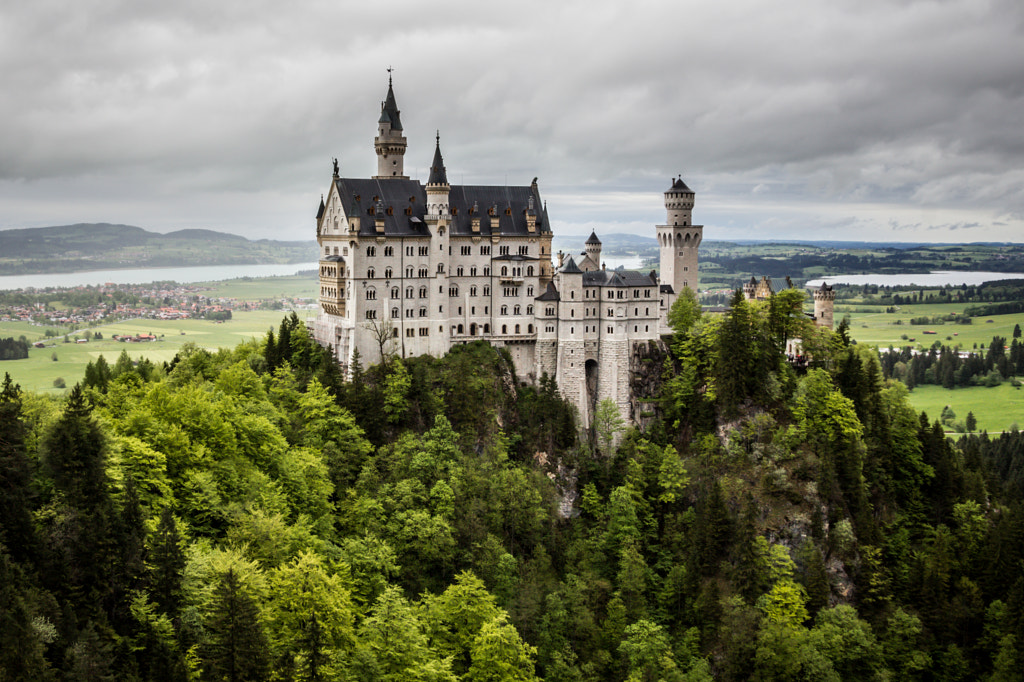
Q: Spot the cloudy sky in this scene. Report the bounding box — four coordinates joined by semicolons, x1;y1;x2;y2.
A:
2;0;1023;243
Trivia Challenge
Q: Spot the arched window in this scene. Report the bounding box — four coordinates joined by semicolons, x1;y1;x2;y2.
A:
456;266;464;276
367;268;375;278
470;323;477;335
484;324;490;334
406;266;413;278
528;324;533;333
457;324;464;334
527;305;534;315
470;286;477;296
406;286;413;298
366;246;376;257
514;305;521;315
501;305;508;315
391;307;399;318
391;287;399;299
515;324;520;334
502;324;507;334
366;289;376;300
419;286;428;298
385;267;393;278
528;266;534;276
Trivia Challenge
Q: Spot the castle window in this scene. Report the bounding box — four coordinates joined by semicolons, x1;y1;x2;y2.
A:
501;266;508;276
470;323;477;335
419;268;428;278
420;327;429;336
635;308;638;315
392;287;400;299
483;286;490;296
391;307;399;318
645;325;649;332
527;266;534;276
484;324;490;333
634;325;638;332
449;286;459;297
645;289;650;297
571;309;574;317
527;305;533;315
385;246;394;257
499;246;510;255
483;267;490;276
385;267;393;278
458;324;464;334
367;246;376;257
608;291;613;299
406;328;414;337
456;266;464;276
528;324;533;333
570;327;574;334
645;307;650;315
501;305;508;315
470;286;477;296
324;246;330;255
406;266;414;277
365;310;376;319
481;245;490;255
514;305;521;315
406;309;413;318
546;307;555;316
406;246;414;256
470;266;477;276
502;325;507;334
392;328;399;337
515;324;520;333
366;289;376;301
406;286;414;298
570;291;575;300
527;286;534;296
420;246;429;256
519;245;528;255
343;247;348;256
607;326;613;334
420;307;427;317
608;308;613;316
437;264;444;273
461;245;471;255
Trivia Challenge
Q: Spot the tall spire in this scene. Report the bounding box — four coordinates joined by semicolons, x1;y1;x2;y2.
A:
428;131;448;186
382;72;402;131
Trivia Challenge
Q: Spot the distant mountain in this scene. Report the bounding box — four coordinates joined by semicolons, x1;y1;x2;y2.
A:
0;223;318;275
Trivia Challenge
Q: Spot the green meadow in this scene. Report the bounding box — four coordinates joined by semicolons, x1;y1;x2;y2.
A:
902;383;1023;434
840;302;1024;351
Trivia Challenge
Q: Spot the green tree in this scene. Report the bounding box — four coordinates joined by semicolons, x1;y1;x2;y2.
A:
466;614;539;682
383;360;411;424
151;507;186;614
201;568;271;682
965;411;977;432
594;398;626;457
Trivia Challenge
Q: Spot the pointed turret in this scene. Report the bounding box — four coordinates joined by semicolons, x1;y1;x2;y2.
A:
316;195;325;220
427;132;448;186
374;75;408;179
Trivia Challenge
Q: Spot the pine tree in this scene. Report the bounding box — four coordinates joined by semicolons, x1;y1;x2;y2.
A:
202;569;270;682
151;507;186;615
0;373;36;564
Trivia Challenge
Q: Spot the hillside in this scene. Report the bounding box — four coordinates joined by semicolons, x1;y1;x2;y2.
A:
0;223;318;275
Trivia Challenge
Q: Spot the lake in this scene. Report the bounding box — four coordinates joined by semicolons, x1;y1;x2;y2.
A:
0;262;320;291
805;271;1024;288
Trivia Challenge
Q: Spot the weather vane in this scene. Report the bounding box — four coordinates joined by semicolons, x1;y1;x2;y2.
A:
387;65;393;85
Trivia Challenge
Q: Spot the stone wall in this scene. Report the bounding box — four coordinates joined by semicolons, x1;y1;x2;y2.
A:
629;339;669;431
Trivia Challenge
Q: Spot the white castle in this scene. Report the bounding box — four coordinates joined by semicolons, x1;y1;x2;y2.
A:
313;79;703;426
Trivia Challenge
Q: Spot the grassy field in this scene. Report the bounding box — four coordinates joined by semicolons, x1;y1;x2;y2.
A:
197;274;317;301
840;302;1024;351
904;383;1024;434
1;309;299;394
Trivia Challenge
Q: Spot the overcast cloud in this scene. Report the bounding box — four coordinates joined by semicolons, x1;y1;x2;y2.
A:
2;0;1023;243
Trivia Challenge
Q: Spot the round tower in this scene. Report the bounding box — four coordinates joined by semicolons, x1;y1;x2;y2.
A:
743;276;757;300
374;76;408;179
657;177;702;295
813;282;836;329
585;231;602;270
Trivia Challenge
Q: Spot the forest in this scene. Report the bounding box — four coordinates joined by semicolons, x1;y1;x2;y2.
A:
2;292;1024;681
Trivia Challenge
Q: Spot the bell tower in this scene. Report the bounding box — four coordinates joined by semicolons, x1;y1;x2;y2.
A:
657;177;702;294
374;73;408;179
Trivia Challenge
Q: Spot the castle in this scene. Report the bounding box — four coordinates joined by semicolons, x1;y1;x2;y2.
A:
312;79;828;426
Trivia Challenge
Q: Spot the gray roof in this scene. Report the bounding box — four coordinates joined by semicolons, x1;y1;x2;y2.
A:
381;82;403;131
536;281;560;301
316;196;325;220
585;230;601;245
427;136;448;186
560;256;583;274
669;177;691;192
332;177;549;238
583;269;659;288
323;254;345;263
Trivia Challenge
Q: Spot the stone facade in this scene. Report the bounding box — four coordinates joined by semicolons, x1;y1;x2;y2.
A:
312;81;699;427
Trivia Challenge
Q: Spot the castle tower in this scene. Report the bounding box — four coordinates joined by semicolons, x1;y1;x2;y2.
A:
813;282;836;329
743;276;757;300
657;177;702;294
425;132;450;216
374;76;408;179
584;231;602;271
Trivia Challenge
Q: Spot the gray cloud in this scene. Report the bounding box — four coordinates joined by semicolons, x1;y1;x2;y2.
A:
1;0;1023;242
